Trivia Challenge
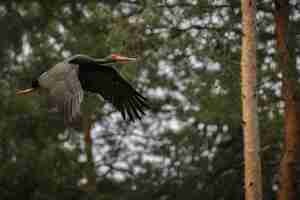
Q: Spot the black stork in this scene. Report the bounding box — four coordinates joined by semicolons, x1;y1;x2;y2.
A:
16;54;150;123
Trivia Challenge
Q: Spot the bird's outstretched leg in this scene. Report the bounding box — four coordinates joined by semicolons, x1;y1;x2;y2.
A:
16;88;36;95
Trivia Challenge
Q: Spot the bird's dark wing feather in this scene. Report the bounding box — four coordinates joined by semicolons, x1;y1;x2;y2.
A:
46;63;83;123
79;65;149;121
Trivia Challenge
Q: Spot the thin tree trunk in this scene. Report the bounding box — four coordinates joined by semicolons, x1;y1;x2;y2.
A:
275;1;300;199
240;0;263;199
83;116;97;192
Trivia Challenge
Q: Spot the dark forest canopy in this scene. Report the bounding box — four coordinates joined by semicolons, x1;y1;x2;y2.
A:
0;1;299;200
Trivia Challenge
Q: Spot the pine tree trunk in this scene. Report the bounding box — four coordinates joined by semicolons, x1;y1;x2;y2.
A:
83;116;97;192
240;0;263;199
275;1;300;199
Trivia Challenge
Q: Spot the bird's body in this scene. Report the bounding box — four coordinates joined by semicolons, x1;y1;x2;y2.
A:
17;54;149;123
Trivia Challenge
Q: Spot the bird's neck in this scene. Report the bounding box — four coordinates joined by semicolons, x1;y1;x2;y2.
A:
94;58;116;65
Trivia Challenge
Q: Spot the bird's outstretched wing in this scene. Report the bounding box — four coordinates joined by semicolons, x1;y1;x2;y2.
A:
40;62;84;123
78;65;150;121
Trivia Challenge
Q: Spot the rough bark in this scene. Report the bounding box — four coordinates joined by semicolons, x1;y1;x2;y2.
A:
275;1;300;200
240;0;263;200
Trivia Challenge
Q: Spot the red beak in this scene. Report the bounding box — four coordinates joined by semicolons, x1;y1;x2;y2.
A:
111;54;137;63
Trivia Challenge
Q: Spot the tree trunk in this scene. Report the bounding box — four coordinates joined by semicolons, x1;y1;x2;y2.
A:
83;116;97;192
275;1;300;200
240;0;263;200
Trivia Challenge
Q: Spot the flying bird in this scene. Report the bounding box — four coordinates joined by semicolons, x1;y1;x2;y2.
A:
16;54;150;123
